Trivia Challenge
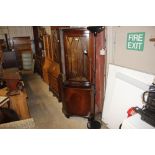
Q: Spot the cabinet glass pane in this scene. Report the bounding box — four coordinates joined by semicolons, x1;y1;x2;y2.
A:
65;35;90;82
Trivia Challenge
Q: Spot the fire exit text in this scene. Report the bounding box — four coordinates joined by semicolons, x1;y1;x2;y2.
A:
127;32;145;51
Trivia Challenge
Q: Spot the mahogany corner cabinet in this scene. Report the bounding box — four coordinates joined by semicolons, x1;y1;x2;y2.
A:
60;28;106;118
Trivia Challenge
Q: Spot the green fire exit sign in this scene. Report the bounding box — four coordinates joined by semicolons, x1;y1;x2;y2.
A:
127;32;145;51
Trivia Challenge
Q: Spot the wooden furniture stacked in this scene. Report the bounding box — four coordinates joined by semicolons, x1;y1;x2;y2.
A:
48;28;61;101
33;26;45;77
12;37;32;70
33;26;66;101
60;28;106;118
33;27;65;101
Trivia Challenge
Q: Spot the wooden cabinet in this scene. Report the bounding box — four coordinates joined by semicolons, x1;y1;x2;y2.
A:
48;62;60;99
60;28;106;118
48;28;61;101
60;28;93;117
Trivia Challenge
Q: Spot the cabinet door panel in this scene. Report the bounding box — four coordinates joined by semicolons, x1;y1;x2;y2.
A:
64;30;91;82
63;87;91;116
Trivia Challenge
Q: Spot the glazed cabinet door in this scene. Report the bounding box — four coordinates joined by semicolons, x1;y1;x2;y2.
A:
63;29;92;84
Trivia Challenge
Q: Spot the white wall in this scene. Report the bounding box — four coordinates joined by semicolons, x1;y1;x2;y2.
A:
0;26;33;40
106;26;155;75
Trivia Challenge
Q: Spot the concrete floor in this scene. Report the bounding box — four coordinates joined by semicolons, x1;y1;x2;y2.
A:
23;73;107;129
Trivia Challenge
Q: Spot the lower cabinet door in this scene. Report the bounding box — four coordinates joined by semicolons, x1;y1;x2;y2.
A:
62;86;92;117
